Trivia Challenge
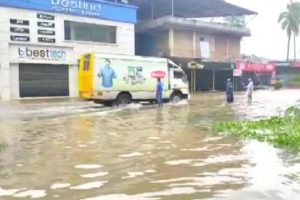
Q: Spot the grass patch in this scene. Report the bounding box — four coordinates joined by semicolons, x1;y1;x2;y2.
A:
213;107;300;151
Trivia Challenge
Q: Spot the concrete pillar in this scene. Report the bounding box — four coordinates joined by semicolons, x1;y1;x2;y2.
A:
171;0;174;16
169;28;174;57
226;39;229;59
193;31;196;58
151;0;154;20
69;64;79;97
212;69;215;91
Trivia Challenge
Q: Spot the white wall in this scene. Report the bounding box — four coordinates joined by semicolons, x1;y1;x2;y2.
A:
9;64;19;99
0;6;135;100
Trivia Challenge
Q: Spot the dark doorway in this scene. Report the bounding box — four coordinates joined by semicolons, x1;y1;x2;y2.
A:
19;64;69;97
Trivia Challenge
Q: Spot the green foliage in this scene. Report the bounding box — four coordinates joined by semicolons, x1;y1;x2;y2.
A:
278;2;300;60
274;79;283;90
213;107;300;151
224;16;246;28
285;106;300;117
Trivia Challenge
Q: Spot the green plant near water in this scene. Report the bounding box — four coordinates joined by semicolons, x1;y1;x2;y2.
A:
213;107;300;151
0;141;7;152
289;75;300;85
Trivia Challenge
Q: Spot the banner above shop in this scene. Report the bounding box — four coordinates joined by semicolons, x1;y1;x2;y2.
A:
237;62;276;73
0;0;137;23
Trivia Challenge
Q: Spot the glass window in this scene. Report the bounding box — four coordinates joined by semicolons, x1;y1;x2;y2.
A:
64;21;116;44
174;71;187;83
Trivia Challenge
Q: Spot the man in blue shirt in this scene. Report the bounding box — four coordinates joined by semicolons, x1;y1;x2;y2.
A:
156;78;164;107
98;59;116;89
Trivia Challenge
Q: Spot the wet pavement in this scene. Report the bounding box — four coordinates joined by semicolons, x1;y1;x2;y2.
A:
0;90;300;200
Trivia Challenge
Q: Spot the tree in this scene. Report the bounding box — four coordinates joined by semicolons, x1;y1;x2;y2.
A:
278;1;300;61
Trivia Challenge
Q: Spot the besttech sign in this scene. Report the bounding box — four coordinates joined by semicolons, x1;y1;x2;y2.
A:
18;47;67;62
0;0;137;23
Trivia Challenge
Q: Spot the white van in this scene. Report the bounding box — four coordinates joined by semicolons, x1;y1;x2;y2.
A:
79;53;189;105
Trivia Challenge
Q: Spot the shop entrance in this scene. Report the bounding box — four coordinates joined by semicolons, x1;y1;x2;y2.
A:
19;64;69;97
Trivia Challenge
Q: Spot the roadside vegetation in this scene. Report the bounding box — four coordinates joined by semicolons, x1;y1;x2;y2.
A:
0;140;7;153
213;107;300;151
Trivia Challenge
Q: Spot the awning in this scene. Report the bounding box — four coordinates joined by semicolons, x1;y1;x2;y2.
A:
128;0;257;19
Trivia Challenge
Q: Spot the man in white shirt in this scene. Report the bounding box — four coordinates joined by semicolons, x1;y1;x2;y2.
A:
247;78;254;103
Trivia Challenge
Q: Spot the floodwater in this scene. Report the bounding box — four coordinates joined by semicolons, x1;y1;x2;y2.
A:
0;90;300;200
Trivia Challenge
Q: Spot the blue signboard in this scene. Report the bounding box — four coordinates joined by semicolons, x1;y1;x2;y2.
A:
0;0;137;23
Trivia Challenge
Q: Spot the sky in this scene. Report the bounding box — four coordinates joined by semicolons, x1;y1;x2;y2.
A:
227;0;297;60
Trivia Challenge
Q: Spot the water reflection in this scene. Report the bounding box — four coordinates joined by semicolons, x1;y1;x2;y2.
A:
0;90;299;199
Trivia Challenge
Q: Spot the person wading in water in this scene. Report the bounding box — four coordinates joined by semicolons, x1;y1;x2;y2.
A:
226;78;234;103
156;78;164;107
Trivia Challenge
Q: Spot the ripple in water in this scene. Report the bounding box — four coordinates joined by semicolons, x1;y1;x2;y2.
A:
70;181;108;190
13;190;46;198
0;187;24;197
80;172;109;178
74;164;103;169
50;183;71;190
119;152;144;158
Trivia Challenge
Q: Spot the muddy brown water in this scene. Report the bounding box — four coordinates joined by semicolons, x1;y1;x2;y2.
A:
0;90;300;200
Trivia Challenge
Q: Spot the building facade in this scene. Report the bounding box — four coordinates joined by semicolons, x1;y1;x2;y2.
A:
0;0;137;100
136;17;250;62
131;0;255;92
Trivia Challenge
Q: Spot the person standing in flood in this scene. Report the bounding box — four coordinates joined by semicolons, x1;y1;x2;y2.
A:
156;78;164;107
226;78;234;103
246;78;254;103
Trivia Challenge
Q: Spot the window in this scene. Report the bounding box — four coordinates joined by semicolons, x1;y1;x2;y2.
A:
83;55;91;71
174;71;187;83
64;21;116;44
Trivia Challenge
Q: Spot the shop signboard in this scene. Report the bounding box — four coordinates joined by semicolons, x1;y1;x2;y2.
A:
200;41;210;59
38;22;55;28
0;0;137;23
9;45;74;64
38;37;56;43
188;62;204;69
11;35;30;42
237;63;276;73
233;69;242;77
292;61;300;68
10;19;29;26
38;30;55;35
37;13;55;20
10;27;30;34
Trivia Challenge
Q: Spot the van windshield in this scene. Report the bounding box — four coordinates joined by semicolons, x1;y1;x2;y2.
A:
174;71;187;83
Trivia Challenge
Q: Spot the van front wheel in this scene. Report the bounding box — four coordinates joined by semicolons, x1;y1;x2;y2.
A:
170;93;182;103
116;93;132;106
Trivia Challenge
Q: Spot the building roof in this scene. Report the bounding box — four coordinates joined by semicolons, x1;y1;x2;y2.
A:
136;16;251;37
128;0;257;19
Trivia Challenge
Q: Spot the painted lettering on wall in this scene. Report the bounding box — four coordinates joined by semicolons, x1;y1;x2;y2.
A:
18;47;66;61
51;0;101;17
0;0;137;23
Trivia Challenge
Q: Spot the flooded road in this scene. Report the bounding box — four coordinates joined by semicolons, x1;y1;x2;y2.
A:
0;90;300;200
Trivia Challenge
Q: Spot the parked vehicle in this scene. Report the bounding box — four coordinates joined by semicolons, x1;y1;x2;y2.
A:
78;53;190;105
